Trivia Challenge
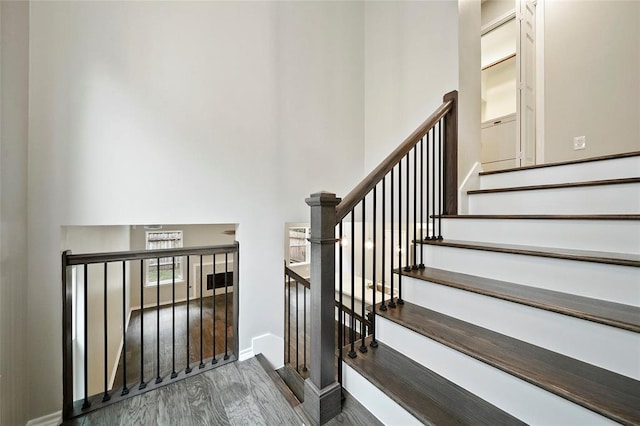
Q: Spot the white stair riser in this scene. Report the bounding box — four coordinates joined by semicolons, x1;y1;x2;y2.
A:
469;183;640;215
342;363;421;425
376;317;616;425
480;156;640;190
400;277;640;379
441;218;640;254
420;245;639;306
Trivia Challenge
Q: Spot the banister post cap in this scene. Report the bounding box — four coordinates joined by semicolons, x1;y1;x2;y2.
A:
305;192;341;207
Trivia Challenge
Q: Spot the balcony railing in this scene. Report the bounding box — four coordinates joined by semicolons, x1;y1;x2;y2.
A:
62;243;239;420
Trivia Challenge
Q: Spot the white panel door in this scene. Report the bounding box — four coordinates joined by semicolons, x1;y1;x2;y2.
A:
517;0;536;166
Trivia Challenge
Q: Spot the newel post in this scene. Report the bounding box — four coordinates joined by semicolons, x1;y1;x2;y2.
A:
443;90;458;215
62;250;74;420
304;192;342;425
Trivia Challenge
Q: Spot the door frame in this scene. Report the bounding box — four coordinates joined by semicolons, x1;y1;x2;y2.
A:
480;0;545;167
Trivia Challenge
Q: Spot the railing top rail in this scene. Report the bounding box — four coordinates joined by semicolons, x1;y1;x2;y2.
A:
336;93;455;222
284;266;311;289
64;242;239;266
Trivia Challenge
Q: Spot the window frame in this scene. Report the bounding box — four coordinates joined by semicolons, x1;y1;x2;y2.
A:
145;230;185;287
288;226;311;266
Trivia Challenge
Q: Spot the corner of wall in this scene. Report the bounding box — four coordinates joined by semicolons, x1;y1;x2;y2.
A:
25;411;62;426
248;333;284;369
458;161;482;215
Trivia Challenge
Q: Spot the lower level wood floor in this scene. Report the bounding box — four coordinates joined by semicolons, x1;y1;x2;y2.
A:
113;294;233;390
66;357;381;426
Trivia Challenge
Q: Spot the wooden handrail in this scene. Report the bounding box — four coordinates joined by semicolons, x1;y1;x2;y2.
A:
65;243;239;265
284;266;311;289
336;92;456;222
283;266;370;326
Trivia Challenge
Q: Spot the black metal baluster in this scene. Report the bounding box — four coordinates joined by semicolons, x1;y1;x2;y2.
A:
360;197;367;353
122;261;129;395
212;254;218;365
413;146;418;269
338;221;343;384
349;210;357;358
439;119;443;240
199;256;204;369
399;157;405;273
139;260;146;389
389;167;396;309
171;257;177;378
398;157;405;305
287;274;291;365
404;153;411;272
426;130;431;240
343;311;346;347
83;264;91;409
156;258;162;384
186;256;192;374
371;184;378;348
419;136;425;268
103;263;110;402
303;284;307;373
296;277;299;372
380;176;387;311
224;252;229;360
432;125;436;240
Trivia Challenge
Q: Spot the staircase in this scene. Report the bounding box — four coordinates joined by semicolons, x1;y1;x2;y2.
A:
342;153;640;425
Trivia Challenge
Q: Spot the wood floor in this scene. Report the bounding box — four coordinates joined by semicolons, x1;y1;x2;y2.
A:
112;294;234;390
65;356;381;426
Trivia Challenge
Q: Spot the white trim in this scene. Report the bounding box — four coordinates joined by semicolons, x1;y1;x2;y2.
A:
238;347;254;362
251;333;285;369
481;10;516;36
342;363;418;425
458;162;482;215
108;308;133;390
26;411;62;426
130;297;189;312
535;0;545;164
129;287;233;312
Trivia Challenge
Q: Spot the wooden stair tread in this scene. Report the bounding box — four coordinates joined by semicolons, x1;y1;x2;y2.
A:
399;266;640;332
467;177;640;195
342;338;524;426
479;151;640;176
373;302;640;425
420;239;640;267
436;214;640;220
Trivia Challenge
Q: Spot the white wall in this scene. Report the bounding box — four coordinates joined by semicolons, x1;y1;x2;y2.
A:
27;1;364;418
544;0;640;162
61;226;130;397
0;2;29;424
363;1;459;175
275;2;364;215
481;0;515;28
458;0;482;185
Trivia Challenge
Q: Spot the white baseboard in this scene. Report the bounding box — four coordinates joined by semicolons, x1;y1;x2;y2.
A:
248;333;284;369
26;411;62;426
238;347;254;362
130;288;233;312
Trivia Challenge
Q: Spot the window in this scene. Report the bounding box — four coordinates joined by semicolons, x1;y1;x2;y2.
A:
289;227;310;265
146;230;184;285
